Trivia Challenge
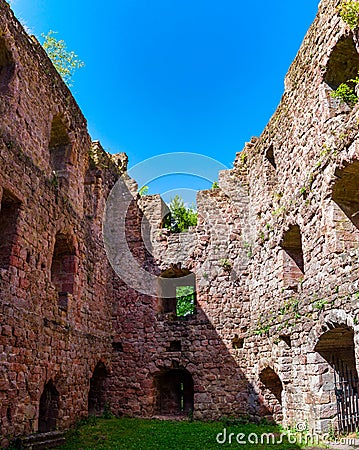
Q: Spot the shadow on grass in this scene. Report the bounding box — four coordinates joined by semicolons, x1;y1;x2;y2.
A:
56;417;303;450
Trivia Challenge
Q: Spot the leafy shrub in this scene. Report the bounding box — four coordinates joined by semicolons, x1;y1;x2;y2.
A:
338;0;359;30
330;82;358;107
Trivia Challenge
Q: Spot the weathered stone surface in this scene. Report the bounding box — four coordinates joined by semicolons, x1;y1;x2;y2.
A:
1;0;359;445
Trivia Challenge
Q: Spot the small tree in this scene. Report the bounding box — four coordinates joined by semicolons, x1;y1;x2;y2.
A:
163;195;197;233
41;30;84;87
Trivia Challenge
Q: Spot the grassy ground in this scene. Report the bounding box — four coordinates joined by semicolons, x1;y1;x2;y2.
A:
56;417;304;450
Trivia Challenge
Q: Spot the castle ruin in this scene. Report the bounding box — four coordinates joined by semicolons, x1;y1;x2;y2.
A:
1;0;359;446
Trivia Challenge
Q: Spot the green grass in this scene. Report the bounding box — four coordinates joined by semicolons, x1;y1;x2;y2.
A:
57;417;303;450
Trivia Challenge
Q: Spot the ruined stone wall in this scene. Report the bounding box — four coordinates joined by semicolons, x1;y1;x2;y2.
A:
0;2;124;445
2;0;359;443
132;0;359;433
107;183;253;421
239;0;359;432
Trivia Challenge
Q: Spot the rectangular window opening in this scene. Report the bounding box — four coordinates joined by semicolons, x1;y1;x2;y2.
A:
0;190;21;269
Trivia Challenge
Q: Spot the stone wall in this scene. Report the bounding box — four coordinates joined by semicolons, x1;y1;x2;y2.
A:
237;0;359;432
1;0;359;444
0;2;124;445
135;0;359;433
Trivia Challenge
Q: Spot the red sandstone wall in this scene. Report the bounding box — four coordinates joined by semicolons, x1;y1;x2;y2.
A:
129;0;359;433
0;2;123;445
2;0;359;443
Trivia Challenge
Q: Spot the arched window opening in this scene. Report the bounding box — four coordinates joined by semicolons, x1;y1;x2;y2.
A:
112;341;123;352
324;36;359;91
0;36;15;90
280;225;304;290
88;362;108;416
259;367;283;423
154;369;194;416
314;326;358;434
265;144;276;169
51;233;76;307
0;189;21;269
159;266;196;317
324;36;359;108
49;115;73;174
38;380;59;433
332;160;359;250
259;367;283;404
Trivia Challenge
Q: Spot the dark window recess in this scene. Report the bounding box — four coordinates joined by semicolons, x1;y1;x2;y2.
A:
38;380;59;433
88;362;108;416
112;341;124;351
232;334;244;349
332;160;359;231
279;335;292;348
167;341;182;352
265;145;276;169
6;407;11;424
154;369;194;416
49;115;72;173
51;233;76;296
280;225;304;289
0;36;15;90
58;292;70;311
0;190;21;269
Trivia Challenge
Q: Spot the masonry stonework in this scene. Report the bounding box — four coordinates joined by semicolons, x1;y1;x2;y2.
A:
1;0;359;446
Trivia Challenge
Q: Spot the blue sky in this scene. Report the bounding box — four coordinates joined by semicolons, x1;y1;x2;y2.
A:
10;0;319;203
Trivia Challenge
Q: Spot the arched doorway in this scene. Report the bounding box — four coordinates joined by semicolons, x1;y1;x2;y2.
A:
154;369;194;416
88;362;108;416
38;380;59;433
315;325;358;433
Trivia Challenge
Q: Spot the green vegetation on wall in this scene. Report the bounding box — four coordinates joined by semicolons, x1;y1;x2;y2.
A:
138;185;149;196
330;81;358;107
338;0;359;30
